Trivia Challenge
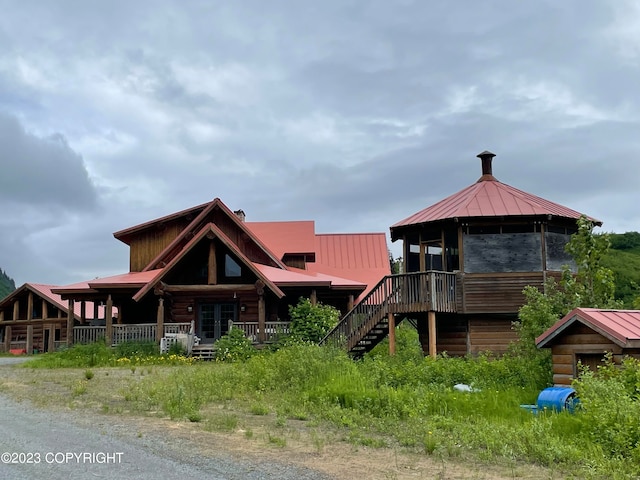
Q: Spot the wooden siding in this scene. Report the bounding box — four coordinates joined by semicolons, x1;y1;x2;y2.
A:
435;315;467;357
457;272;545;314
129;221;187;272
468;317;518;355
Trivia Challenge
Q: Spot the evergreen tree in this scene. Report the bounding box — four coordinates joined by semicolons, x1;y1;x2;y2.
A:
0;268;16;299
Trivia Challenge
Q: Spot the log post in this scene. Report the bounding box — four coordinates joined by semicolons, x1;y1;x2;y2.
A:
258;295;266;343
67;299;75;347
208;241;217;285
347;294;354;312
27;292;33;320
0;310;4;322
26;324;33;354
428;310;437;359
80;301;86;324
42;299;48;321
388;313;396;356
310;289;317;306
48;326;55;353
13;300;19;321
105;295;113;346
156;298;165;343
4;325;11;351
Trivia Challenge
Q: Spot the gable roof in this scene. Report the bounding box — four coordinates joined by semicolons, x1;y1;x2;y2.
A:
141;198;285;272
536;308;640;349
2;283;113;320
132;222;285;302
113;201;210;245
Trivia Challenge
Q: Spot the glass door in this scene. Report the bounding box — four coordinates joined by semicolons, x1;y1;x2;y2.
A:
198;303;237;343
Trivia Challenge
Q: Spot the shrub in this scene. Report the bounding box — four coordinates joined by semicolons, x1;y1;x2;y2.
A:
288;297;340;343
215;327;255;362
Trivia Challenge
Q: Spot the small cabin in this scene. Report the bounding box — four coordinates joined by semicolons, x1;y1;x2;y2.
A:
536;308;640;385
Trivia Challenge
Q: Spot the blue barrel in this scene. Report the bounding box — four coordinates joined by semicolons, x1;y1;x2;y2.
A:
536;387;579;413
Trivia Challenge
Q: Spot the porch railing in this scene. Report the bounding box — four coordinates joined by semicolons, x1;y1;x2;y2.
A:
231;321;290;344
74;322;193;346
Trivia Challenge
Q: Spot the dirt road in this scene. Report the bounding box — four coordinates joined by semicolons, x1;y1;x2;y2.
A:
0;358;332;480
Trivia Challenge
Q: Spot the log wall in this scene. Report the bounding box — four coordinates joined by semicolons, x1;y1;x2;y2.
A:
547;323;640;385
457;272;545;314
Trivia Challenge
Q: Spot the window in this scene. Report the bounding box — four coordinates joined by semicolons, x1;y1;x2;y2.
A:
224;254;241;277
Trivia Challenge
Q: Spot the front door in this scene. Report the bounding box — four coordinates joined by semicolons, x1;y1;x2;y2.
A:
198;303;236;343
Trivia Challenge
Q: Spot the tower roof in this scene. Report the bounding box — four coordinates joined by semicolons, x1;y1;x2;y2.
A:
391;151;600;236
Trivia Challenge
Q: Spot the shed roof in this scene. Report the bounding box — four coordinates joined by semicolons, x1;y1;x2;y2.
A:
391;152;600;236
536;308;640;349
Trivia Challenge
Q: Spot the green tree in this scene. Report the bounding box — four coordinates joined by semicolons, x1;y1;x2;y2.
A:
0;268;16;299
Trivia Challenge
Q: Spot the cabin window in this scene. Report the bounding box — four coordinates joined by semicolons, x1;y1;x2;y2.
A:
463;232;542;273
225;254;242;277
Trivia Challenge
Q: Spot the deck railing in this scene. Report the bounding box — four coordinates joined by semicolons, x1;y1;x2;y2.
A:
74;322;193;346
231;321;290;343
321;271;457;351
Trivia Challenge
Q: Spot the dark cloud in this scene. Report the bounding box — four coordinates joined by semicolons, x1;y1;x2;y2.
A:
0;112;97;209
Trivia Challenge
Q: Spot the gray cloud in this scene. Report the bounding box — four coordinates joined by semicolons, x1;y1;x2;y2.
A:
0;0;639;285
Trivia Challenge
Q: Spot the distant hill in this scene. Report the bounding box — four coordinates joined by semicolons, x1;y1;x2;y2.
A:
603;232;640;308
0;268;16;299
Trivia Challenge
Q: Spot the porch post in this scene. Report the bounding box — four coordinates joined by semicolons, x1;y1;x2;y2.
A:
388;313;396;356
42;299;48;320
13;300;19;321
66;299;75;347
310;289;317;306
4;325;11;351
105;295;113;346
428;310;437;358
26;324;33;354
48;326;55;352
347;294;354;312
258;294;266;343
80;301;86;324
156;298;165;343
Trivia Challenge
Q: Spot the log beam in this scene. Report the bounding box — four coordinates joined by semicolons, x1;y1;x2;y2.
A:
163;284;256;293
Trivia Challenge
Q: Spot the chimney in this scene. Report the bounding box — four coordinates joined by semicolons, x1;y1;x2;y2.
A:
233;209;246;222
476;150;496;182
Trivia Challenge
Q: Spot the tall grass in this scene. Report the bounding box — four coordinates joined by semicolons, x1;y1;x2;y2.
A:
27;331;640;479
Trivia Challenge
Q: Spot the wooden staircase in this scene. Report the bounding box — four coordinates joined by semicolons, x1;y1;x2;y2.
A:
320;271;457;358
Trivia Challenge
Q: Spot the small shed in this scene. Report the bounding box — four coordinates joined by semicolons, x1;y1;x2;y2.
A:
536;308;640;385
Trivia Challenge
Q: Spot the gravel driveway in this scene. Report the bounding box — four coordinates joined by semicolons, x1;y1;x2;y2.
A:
0;357;334;480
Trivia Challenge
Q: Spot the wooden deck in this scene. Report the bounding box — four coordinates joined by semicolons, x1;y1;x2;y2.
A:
320;271;457;357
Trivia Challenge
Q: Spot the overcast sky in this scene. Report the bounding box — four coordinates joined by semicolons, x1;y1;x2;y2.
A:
1;0;639;286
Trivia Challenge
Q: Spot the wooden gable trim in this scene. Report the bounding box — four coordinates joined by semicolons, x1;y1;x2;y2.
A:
133;223;285;302
141;198;286;273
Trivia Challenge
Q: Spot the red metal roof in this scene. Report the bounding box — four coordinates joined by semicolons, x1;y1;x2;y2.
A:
253;263;366;290
307;233;391;299
392;178;599;229
246;221;316;260
536;308;640;348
